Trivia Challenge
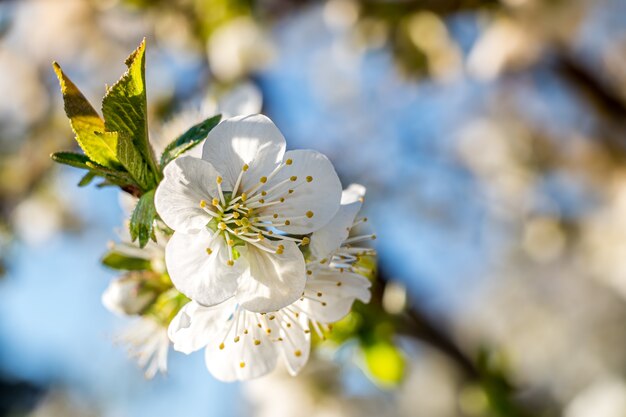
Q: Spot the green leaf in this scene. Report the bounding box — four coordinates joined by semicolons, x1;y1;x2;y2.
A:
98;131;156;191
50;151;93;169
101;39;160;181
101;251;152;270
160;114;222;167
78;171;96;187
51;151;138;188
130;189;157;248
52;63;121;169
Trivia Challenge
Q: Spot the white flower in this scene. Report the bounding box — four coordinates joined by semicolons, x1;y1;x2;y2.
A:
118;317;170;379
155;114;343;312
102;273;156;316
167;185;373;381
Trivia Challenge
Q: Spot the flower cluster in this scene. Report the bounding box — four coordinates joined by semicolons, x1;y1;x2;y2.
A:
156;115;375;381
52;40;375;382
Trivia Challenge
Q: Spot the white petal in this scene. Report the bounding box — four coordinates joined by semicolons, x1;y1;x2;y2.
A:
201;114;285;191
277;311;311;376
309;184;366;260
155;156;221;232
165;229;246;306
299;270;371;323
168;300;235;354
204;310;280;382
235;241;306;313
260;150;342;235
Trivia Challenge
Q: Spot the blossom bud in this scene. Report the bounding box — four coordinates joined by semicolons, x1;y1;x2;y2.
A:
102;273;157;316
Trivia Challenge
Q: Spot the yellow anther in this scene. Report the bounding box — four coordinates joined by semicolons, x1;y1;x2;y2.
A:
242;164;249;172
206;248;213;255
228;239;235;246
290;176;297;182
261;191;267;196
288;189;294;194
306;270;312;276
227;260;234;266
276;247;284;255
244;329;249;334
240;362;245;368
306;176;313;182
320;258;328;264
234;336;240;343
337;281;342;286
294;350;302;357
273;214;278;219
301;237;310;246
279;197;285;203
219;343;225;350
254;340;261;346
241;217;250;226
212;197;220;206
363;217;368;222
260;176;267;183
286;323;292;328
234;203;241;210
317;292;323;297
266;329;272;334
233;212;240;219
284;220;291;226
259;199;265;204
247;208;253;216
306;211;314;218
285;159;293;165
218;222;227;230
304;329;310;334
200;200;207;208
322;302;327;306
257;233;264;240
234;220;242;227
241;193;247;201
371;234;377;240
269;315;275;320
267;230;273;235
216;176;223;184
278;337;284;341
257;323;262;328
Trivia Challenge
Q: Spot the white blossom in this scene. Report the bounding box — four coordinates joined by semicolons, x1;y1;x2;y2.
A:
155;114;343;312
101;273;156;316
167;185;373;381
118;317;170;379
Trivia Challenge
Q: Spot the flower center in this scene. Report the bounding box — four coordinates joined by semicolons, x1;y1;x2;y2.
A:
198;159;314;265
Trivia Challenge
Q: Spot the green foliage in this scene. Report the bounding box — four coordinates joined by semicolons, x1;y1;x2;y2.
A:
146;287;190;325
102;131;156;191
101;251;153;270
50;151;137;188
130;189;157;248
101;39;160;182
52;39;160;195
160;114;222;167
53;63;121;169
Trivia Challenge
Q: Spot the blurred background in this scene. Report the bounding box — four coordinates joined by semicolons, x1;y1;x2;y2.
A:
2;0;626;416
